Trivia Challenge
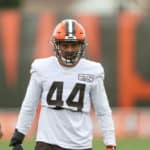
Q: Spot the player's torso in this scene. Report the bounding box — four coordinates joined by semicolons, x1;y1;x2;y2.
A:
38;57;97;113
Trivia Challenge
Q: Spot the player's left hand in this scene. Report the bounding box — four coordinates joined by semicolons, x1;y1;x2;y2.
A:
106;145;116;150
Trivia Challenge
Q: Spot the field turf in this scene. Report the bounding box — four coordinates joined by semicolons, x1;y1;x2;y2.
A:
0;137;150;150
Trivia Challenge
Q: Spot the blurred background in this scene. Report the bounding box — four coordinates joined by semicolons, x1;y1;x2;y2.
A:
0;0;150;148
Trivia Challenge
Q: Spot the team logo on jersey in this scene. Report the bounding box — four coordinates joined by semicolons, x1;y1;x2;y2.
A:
78;74;95;82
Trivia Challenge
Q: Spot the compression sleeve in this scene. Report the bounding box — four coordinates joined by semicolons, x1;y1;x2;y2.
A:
90;68;116;146
16;62;42;135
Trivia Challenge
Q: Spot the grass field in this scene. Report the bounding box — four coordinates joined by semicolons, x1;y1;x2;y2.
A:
0;137;150;150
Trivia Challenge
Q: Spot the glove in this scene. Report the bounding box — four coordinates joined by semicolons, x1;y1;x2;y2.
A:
12;144;23;150
9;129;25;150
106;145;116;150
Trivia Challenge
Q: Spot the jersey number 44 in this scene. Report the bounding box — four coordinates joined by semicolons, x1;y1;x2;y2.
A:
47;81;86;111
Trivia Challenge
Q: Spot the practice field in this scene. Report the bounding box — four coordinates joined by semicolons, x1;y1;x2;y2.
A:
0;137;150;150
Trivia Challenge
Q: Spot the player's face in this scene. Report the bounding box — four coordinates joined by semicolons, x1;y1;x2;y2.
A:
59;41;82;61
55;40;84;67
59;41;81;52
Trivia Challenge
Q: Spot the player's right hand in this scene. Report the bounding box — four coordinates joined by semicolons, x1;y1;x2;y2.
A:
12;144;23;150
9;129;25;150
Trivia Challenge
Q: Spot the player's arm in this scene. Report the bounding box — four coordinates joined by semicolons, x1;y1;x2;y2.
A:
90;65;116;150
10;61;42;149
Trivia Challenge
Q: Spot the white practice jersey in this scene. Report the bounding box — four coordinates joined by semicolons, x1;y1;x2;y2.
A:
16;56;116;149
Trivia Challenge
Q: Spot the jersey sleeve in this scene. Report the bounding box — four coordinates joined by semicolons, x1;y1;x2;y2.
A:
90;64;116;146
16;60;42;135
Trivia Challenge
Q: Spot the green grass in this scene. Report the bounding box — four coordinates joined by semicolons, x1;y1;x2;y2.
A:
0;137;150;150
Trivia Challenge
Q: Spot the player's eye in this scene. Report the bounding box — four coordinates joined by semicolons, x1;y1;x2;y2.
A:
62;44;68;48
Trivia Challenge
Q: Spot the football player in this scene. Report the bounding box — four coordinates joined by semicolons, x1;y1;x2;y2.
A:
10;19;116;150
